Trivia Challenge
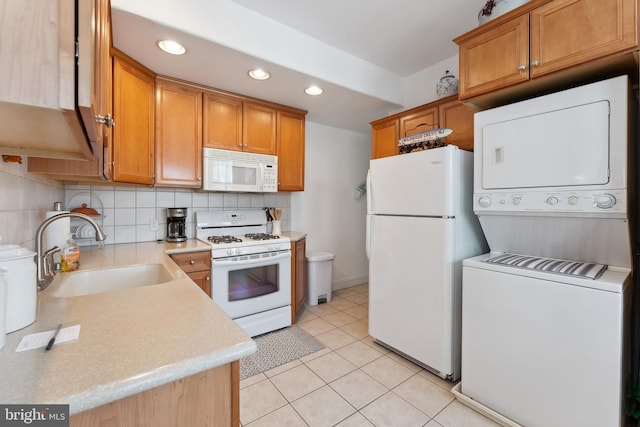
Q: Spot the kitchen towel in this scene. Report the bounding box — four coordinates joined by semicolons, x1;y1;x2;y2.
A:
43;210;70;251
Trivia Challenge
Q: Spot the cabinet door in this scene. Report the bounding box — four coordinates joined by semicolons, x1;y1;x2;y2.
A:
277;110;306;191
400;106;439;138
438;98;477;152
203;92;243;151
371;118;399;159
529;0;638;78
243;102;277;155
155;80;203;187
188;270;212;297
295;238;307;314
458;14;529;100
112;52;155;184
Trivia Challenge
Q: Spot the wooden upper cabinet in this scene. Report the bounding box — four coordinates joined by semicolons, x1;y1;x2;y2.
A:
26;0;112;178
399;106;438;139
529;0;638;78
438;98;477;152
455;0;638;101
112;51;155;184
243;102;277;155
371;96;477;158
371;118;399;159
155;78;203;187
277;109;306;191
457;14;529;100
203;92;243;151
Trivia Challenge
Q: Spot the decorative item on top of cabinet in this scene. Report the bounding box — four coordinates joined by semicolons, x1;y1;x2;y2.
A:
112;49;155;184
277;108;307;191
170;251;211;296
155;77;203;187
455;0;638;105
291;237;307;323
436;70;459;98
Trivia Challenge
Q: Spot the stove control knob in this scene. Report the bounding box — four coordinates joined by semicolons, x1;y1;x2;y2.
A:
267;245;274;251
546;196;559;206
595;193;616;209
568;196;579;206
235;248;242;255
478;196;491;208
226;249;234;256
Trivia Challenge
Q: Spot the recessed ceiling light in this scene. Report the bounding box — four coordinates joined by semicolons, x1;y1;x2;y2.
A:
157;40;186;55
248;69;270;80
305;85;323;96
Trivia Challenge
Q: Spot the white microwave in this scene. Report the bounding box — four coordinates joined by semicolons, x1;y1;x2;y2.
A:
203;148;278;192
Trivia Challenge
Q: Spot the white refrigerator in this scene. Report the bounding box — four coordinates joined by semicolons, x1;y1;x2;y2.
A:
366;145;487;380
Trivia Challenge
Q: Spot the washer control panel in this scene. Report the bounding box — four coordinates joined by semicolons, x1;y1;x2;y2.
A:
473;190;627;215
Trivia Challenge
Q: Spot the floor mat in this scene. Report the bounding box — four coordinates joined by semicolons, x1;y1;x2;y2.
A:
240;325;326;380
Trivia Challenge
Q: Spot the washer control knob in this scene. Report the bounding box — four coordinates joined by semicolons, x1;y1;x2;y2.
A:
595;193;616;209
478;196;491;208
546;196;559;206
512;197;521;206
568;196;579;206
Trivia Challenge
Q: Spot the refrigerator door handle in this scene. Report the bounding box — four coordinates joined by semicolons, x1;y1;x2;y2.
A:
366;215;371;260
366;169;372;215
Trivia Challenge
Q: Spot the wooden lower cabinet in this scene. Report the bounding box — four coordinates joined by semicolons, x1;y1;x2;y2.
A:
70;361;240;427
170;251;212;297
291;237;307;323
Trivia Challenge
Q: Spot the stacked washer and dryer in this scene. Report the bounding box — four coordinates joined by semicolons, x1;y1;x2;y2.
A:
459;76;633;427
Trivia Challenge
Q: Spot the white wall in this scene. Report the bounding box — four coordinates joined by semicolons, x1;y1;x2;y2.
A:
291;122;371;290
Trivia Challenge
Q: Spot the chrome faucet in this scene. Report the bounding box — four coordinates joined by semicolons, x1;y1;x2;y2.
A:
35;212;107;290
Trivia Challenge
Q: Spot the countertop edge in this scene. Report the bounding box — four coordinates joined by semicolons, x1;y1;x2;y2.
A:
68;340;257;415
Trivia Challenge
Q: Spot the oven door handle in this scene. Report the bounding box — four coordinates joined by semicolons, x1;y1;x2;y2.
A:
212;250;291;267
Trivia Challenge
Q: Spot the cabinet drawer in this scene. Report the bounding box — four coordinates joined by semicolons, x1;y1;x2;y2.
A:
170;251;211;273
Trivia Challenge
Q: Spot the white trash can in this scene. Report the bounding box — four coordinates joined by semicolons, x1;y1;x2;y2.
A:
306;251;335;305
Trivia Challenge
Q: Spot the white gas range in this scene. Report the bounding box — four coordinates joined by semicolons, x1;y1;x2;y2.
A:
195;210;291;337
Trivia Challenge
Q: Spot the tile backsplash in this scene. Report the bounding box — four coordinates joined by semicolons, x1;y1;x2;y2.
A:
64;185;292;246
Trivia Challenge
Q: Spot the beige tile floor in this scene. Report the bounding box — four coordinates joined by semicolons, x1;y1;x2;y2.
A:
240;284;501;427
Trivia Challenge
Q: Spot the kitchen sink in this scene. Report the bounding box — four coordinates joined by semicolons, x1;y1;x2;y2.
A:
52;264;174;297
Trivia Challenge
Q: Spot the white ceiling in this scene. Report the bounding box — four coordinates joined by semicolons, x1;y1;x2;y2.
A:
110;0;487;133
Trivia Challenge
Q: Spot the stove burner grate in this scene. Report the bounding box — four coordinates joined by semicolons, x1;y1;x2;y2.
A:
207;235;243;244
245;233;280;240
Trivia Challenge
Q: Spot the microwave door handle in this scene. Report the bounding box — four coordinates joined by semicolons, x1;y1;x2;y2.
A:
212;250;291;267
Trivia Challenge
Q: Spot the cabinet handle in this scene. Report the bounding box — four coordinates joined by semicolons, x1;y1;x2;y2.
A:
189;260;195;265
206;276;210;281
530;60;539;67
96;114;115;128
518;64;526;71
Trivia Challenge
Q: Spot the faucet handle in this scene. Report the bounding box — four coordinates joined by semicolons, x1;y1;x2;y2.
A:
43;246;60;277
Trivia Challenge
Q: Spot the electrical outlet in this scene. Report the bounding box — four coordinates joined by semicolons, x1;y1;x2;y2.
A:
150;218;158;231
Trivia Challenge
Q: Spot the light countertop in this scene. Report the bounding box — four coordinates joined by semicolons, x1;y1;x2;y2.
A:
0;240;256;415
282;231;306;242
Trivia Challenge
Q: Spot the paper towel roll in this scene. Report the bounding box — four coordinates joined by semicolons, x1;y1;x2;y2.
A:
44;210;70;251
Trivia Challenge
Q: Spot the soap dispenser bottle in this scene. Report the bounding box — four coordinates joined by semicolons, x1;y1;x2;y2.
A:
60;234;80;272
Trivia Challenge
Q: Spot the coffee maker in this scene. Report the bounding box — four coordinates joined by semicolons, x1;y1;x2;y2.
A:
166;208;187;242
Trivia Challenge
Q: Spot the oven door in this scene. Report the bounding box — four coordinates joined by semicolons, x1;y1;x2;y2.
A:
211;250;291;319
